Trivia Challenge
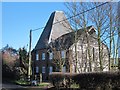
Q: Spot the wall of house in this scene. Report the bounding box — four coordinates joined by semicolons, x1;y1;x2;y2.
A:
32;49;55;81
32;48;71;81
69;37;109;73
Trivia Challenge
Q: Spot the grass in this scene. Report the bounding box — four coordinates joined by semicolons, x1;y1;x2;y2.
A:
14;80;30;86
38;82;51;87
70;83;79;88
15;80;51;87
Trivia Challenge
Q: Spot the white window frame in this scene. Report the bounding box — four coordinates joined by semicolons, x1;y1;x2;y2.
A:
49;52;53;60
42;53;45;60
36;66;39;73
49;66;53;74
61;50;65;58
42;66;45;73
36;53;39;60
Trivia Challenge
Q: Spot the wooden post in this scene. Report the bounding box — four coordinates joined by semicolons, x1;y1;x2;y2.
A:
40;73;42;83
28;30;32;81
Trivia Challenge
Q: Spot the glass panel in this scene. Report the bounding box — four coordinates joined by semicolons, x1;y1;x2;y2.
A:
42;66;45;73
49;66;53;74
36;66;39;73
61;50;65;58
49;52;53;60
62;66;66;72
36;53;39;60
42;53;45;60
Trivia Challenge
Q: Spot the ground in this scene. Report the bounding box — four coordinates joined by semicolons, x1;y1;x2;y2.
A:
2;82;52;90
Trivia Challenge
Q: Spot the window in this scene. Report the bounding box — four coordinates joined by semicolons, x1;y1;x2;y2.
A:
42;66;45;73
36;66;39;73
61;50;65;58
49;66;53;74
114;58;117;64
42;53;45;60
72;65;75;73
36;53;39;60
49;52;53;60
62;66;66;72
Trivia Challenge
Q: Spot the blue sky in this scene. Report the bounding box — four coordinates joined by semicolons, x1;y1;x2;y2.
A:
2;1;120;51
2;2;67;50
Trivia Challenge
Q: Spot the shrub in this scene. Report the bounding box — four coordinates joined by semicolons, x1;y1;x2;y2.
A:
72;71;120;89
49;72;74;88
49;71;120;89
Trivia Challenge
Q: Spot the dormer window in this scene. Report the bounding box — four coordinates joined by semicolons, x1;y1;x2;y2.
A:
88;28;96;35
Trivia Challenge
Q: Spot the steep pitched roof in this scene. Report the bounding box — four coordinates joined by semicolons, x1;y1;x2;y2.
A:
50;26;97;50
35;11;72;50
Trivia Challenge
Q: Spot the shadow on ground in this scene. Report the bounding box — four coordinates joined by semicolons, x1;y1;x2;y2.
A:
2;88;44;90
2;87;82;90
2;87;120;90
46;87;80;90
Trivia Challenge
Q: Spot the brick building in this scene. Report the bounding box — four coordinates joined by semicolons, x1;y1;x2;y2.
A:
32;11;109;81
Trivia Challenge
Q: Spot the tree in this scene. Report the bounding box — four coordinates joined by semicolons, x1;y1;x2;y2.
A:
64;2;119;72
89;2;119;71
19;47;28;67
65;2;96;72
48;39;67;72
2;45;19;80
118;1;120;70
18;47;28;80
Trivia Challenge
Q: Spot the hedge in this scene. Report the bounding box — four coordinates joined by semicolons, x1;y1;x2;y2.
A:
73;71;120;89
49;72;75;88
49;71;120;89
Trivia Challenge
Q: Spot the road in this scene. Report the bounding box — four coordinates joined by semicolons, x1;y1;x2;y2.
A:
2;83;50;90
2;83;24;88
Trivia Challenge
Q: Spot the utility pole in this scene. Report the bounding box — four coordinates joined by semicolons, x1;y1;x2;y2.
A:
118;1;120;70
28;29;32;81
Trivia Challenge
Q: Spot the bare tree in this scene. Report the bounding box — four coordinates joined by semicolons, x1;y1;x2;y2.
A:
48;39;67;72
64;2;93;73
64;2;119;72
